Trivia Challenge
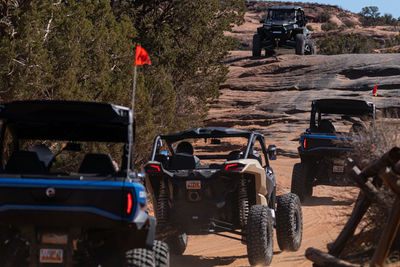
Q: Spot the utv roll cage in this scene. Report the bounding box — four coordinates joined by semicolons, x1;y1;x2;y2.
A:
0;100;135;174
149;127;276;164
310;99;375;129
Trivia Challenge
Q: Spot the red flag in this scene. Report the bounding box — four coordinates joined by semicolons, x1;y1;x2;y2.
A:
372;84;377;96
135;45;151;66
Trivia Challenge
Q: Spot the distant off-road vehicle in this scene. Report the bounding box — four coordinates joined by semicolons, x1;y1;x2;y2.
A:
291;99;375;201
253;6;315;56
0;100;169;267
145;127;303;266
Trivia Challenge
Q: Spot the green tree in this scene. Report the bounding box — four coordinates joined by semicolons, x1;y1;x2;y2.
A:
360;6;380;26
113;0;245;128
0;0;245;166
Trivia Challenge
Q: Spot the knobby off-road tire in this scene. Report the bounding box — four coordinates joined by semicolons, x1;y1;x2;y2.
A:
252;34;262;57
276;193;303;251
125;247;155;267
291;163;313;202
156;179;169;224
153;240;170;267
305;42;316;55
166;233;187;255
238;176;249;228
310;42;316;55
295;34;305;55
246;205;273;266
125;241;169;267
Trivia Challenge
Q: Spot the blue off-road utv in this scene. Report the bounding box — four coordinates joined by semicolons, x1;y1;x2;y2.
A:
0;101;169;267
291;99;375;201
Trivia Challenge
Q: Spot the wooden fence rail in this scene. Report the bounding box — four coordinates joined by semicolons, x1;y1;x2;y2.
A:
305;147;400;267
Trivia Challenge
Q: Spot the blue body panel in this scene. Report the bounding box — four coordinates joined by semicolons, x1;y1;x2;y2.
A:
298;133;355;153
0;177;147;222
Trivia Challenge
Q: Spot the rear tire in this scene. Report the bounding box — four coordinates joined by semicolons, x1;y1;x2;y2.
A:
291;163;313;202
125;247;155;267
295;34;305;55
246;205;273;266
153;240;169;267
310;42;316;55
252;34;262;57
305;42;316;55
276;193;303;251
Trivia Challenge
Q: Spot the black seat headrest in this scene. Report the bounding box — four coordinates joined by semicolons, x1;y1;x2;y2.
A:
227;150;243;161
79;153;116;175
319;119;336;133
5;151;45;174
168;153;196;170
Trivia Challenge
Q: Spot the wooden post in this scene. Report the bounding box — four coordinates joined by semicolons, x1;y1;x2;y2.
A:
371;197;400;266
347;159;391;209
328;192;371;257
360;147;400;179
378;168;400;197
305;248;360;267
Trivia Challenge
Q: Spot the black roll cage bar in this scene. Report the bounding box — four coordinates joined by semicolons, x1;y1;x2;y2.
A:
150;132;272;167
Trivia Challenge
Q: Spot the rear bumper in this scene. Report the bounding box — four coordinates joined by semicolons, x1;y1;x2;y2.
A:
298;146;354;158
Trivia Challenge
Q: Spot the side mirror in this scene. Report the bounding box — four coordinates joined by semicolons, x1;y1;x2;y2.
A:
267;145;277;160
260;19;265;23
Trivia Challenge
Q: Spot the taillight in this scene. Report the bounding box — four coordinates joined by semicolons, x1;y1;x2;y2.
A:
224;163;245;172
303;138;307;149
146;164;161;173
126;193;133;214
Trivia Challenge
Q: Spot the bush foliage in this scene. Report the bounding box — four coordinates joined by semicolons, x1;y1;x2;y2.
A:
317;34;378;55
0;0;245;166
321;21;338;31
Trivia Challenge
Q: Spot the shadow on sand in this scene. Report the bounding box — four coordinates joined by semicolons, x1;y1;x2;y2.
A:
171;254;248;267
171;251;282;267
302;196;354;207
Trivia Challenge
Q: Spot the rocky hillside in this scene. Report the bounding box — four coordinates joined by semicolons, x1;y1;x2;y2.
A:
229;1;400;50
206;51;400;155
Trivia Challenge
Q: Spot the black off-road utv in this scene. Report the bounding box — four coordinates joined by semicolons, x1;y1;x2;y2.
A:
145;127;303;266
253;6;315;56
0;100;169;267
291;99;375;201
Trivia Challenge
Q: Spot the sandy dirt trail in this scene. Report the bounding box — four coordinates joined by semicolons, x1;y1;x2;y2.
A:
171;157;359;267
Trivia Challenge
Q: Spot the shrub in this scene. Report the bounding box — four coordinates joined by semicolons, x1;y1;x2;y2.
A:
343;19;356;28
321;21;338;31
306;25;313;31
317;11;330;23
317;34;378;54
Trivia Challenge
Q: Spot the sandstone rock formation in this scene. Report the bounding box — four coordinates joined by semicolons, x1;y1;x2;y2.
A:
206;51;400;155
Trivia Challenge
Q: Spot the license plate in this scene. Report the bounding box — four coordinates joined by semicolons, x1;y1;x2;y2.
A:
40;248;63;263
333;165;344;173
186;180;201;190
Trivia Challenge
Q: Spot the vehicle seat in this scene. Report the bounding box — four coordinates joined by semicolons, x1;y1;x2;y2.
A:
227;150;243;161
168;153;197;170
318;119;336;133
5;151;46;174
79;153;116;175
